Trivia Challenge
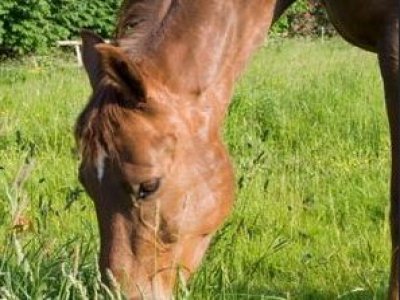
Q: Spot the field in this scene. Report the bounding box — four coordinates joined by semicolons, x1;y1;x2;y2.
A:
0;38;390;299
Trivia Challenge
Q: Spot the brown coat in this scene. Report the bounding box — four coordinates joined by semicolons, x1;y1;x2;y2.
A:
76;1;399;299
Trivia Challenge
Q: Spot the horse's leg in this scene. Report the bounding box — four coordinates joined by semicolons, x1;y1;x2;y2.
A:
377;13;399;300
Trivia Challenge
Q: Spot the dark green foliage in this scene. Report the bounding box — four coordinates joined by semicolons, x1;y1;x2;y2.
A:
271;0;334;37
0;0;332;56
0;0;122;56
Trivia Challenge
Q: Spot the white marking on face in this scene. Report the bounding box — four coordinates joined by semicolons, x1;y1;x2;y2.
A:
96;143;107;182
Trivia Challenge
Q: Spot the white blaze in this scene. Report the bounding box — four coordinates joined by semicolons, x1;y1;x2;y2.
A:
96;143;107;182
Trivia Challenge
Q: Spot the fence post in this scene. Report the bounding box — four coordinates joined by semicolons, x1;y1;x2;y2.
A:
74;44;83;67
321;26;325;42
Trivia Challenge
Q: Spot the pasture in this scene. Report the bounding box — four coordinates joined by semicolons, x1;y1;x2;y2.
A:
0;38;390;299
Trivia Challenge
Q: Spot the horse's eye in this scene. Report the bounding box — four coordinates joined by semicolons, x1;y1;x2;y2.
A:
138;178;161;199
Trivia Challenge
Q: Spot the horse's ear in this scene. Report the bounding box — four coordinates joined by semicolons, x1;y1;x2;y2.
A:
81;29;105;89
95;44;146;100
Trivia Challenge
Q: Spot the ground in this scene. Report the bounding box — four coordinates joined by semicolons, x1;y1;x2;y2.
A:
0;38;390;299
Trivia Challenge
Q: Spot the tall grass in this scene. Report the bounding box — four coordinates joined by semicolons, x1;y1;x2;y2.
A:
0;38;389;299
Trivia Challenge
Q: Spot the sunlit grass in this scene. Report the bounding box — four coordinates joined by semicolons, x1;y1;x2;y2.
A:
0;38;389;299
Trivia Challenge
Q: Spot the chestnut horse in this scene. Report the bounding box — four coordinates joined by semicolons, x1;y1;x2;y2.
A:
75;0;399;299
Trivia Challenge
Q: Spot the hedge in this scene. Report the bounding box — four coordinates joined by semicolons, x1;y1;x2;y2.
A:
0;0;332;56
0;0;122;55
272;0;334;37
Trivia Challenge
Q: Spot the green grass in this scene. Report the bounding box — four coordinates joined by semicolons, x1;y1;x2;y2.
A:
0;38;390;299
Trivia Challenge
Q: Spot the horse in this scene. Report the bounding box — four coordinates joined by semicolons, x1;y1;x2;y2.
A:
75;0;399;299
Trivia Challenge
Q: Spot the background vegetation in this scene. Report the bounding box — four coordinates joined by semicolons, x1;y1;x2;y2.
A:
0;0;333;56
0;0;122;55
0;38;389;299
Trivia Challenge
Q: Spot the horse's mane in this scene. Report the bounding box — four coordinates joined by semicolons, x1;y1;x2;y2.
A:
76;0;182;161
115;0;181;58
75;86;127;163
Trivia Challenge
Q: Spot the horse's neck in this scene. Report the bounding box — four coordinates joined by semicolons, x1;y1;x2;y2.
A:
137;0;278;97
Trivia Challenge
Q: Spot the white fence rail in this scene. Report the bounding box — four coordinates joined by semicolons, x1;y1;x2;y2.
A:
56;40;110;66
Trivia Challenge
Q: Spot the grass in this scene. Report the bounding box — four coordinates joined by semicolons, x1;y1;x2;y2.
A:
0;38;390;299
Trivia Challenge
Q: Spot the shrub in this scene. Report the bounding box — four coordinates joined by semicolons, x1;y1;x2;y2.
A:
272;0;335;37
0;0;122;56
